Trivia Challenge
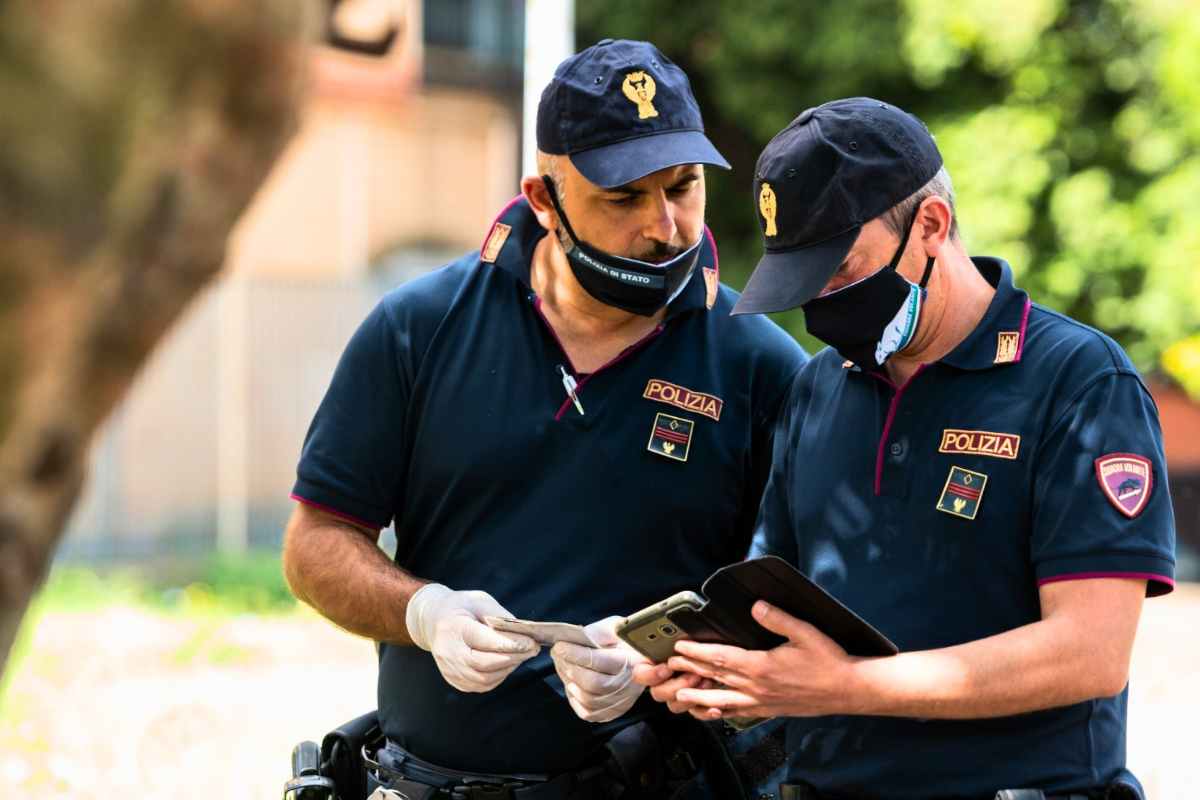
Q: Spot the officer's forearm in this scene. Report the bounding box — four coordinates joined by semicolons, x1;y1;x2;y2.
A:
282;504;427;645
845;578;1145;719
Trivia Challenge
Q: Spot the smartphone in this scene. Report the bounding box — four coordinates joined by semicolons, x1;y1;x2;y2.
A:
616;590;704;663
618;590;769;732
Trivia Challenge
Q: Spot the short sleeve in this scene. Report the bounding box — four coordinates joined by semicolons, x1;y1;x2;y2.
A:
292;301;411;530
1031;371;1176;596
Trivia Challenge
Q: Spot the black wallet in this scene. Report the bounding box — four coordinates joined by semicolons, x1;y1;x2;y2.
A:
667;556;898;656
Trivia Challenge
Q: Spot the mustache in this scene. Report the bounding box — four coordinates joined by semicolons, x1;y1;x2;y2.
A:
630;241;686;263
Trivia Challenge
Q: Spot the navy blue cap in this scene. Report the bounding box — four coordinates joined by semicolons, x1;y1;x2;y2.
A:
732;98;943;315
536;39;730;188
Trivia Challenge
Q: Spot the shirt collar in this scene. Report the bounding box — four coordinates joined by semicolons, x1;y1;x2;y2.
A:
478;196;719;318
839;256;1032;377
938;257;1032;371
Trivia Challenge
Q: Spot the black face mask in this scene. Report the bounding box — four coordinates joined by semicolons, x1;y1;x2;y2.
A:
801;211;935;370
542;176;702;316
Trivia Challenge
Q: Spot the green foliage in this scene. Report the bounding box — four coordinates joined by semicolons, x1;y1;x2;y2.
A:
578;0;1200;391
27;551;297;616
23;565;148;611
190;551;298;613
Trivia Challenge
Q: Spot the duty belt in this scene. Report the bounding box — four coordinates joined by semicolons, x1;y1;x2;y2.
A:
363;741;609;800
364;719;708;800
779;784;1128;800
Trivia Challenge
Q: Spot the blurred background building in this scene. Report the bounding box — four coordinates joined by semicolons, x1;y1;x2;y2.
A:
57;0;563;561
56;0;1199;579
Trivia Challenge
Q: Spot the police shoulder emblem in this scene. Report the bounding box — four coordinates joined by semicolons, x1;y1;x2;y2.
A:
995;331;1020;364
703;266;718;310
936;465;988;520
1094;453;1152;518
759;182;778;237
622;71;658;119
481;223;511;263
647;412;693;462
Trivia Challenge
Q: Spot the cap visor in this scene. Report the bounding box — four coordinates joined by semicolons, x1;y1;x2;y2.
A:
570;130;731;189
731;226;861;315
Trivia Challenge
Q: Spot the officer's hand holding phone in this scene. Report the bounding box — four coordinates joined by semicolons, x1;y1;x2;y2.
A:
406;583;539;693
631;662;716;715
551;616;648;723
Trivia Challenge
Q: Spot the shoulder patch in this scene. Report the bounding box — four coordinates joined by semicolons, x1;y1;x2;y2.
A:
1095;453;1153;518
481;223;511;263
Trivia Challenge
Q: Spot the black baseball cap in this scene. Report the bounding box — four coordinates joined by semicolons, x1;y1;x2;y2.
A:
732;97;943;315
536;39;730;189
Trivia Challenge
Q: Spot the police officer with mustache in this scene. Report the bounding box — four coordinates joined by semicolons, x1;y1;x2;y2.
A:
283;40;807;799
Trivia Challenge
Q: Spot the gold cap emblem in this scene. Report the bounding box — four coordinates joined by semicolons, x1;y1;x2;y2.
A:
759;182;778;237
622;71;658;119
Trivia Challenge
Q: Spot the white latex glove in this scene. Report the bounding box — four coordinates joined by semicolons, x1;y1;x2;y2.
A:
551;615;647;723
405;583;539;693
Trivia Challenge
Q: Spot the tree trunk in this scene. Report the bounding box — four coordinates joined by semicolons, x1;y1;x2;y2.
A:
0;0;310;676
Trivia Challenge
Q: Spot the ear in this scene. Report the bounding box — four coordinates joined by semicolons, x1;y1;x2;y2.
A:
521;175;558;233
916;195;953;258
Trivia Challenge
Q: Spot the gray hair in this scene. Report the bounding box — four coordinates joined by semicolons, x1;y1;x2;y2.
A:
880;166;960;242
537;151;565;195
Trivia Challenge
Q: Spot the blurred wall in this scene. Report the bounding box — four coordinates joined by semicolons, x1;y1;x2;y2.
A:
228;80;518;280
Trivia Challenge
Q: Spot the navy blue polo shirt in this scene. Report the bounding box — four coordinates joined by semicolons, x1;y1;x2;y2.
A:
292;197;807;773
757;257;1175;799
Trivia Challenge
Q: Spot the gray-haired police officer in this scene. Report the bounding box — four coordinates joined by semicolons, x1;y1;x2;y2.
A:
282;40;807;799
637;97;1175;800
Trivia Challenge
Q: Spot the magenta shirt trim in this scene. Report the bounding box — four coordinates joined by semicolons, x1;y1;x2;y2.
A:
1013;297;1032;362
290;492;381;532
872;365;928;496
1037;571;1175;594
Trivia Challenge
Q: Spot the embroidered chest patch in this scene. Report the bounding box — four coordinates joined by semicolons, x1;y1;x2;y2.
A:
647;412;693;462
938;429;1020;460
643;379;723;421
936;466;988;520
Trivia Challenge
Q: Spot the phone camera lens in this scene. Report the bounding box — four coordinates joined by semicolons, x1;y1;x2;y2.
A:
659;624;678;637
